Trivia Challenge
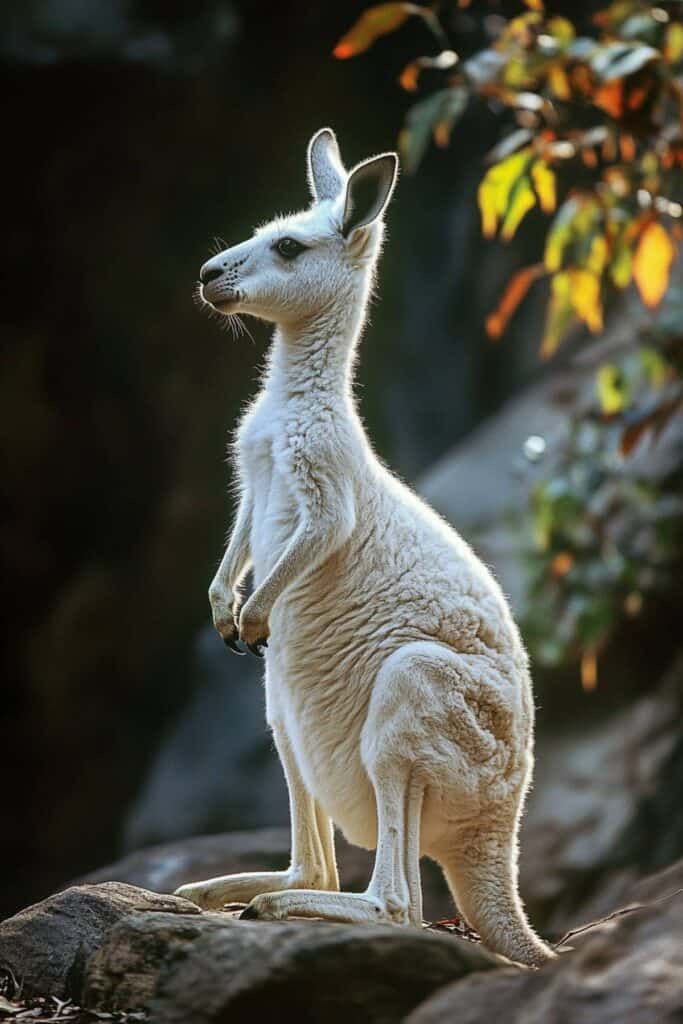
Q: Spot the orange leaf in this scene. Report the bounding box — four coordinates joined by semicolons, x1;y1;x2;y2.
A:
619;133;636;161
551;551;574;577
398;49;458;92
400;63;420;91
433;119;451;148
594;80;623;118
581;650;598;692
333;3;420;59
620;419;651;456
633;221;677;308
486;264;544;340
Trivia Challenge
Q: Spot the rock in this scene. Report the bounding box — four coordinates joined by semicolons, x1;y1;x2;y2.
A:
563;848;683;934
0;882;199;1000
78;826;453;923
84;911;495;1023
519;661;681;929
122;626;289;850
418;374;569;614
407;865;683;1024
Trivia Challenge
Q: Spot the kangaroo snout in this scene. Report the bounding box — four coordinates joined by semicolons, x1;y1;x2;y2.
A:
200;265;223;286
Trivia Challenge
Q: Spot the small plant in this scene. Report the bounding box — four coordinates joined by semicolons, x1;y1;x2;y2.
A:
520;300;682;686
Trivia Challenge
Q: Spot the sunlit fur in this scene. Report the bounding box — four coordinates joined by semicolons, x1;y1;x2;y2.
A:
176;128;555;968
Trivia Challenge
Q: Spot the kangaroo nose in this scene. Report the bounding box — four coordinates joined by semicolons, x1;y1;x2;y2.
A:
201;265;224;285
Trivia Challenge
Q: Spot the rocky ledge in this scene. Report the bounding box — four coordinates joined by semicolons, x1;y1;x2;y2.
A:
0;860;681;1023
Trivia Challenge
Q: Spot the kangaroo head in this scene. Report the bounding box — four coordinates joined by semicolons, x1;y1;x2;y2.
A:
199;128;398;326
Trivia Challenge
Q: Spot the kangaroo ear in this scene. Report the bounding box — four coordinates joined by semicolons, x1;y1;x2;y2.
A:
307;127;346;202
341;153;398;238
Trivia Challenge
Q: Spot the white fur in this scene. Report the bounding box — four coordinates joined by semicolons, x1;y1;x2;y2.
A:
176;128;555;967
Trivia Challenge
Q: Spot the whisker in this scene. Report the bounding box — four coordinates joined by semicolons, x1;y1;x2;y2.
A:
209;235;228;257
192;282;253;344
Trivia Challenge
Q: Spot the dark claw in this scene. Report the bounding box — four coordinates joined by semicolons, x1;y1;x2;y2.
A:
240;904;259;920
246;639;268;658
224;635;246;655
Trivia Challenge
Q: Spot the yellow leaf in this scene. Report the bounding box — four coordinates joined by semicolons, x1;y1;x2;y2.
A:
501;176;536;240
596;364;627;415
504;58;527;88
664;22;683;65
586;234;608;275
548;64;571;100
477;149;532;238
547;16;575;45
524;0;544;10
633;222;676;308
541;271;574;357
569;269;603;332
333;3;419;59
531;160;556;214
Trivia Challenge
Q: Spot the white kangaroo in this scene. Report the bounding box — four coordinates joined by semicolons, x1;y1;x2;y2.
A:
176;128;555;967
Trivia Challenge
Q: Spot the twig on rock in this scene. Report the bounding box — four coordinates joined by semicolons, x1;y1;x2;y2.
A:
555;887;683;949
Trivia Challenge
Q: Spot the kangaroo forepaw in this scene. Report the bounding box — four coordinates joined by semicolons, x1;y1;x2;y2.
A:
224;631;247;655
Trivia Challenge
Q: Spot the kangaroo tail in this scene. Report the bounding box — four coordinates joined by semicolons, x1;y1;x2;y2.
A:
438;819;556;968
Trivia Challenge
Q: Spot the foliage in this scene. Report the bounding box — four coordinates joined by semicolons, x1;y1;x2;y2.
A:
335;1;683;684
334;0;683;353
520;303;682;687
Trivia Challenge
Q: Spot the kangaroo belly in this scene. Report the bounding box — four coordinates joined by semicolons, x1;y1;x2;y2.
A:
267;649;378;849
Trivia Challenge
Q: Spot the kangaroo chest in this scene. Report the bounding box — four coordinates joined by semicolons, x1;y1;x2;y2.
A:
241;432;298;586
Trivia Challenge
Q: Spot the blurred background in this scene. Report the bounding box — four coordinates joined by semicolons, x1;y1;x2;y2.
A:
1;0;681;936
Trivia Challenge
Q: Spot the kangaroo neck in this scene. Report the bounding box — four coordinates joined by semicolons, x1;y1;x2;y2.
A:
266;298;365;403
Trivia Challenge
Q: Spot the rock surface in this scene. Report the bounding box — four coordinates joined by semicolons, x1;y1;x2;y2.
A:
407;879;683;1024
519;665;681;928
0;882;199;1000
2;862;682;1023
85;913;493;1024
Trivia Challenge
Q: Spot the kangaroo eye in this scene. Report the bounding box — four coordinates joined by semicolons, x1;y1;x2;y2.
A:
276;237;306;260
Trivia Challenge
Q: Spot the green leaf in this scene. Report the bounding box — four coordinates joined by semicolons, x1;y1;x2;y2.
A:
544;199;579;271
597;364;629;415
399;88;468;174
609;232;633;288
542;271;575;357
639;346;668;387
478;149;533;238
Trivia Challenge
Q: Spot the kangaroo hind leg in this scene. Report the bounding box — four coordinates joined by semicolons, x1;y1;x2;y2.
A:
175;724;338;909
240;764;424;925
